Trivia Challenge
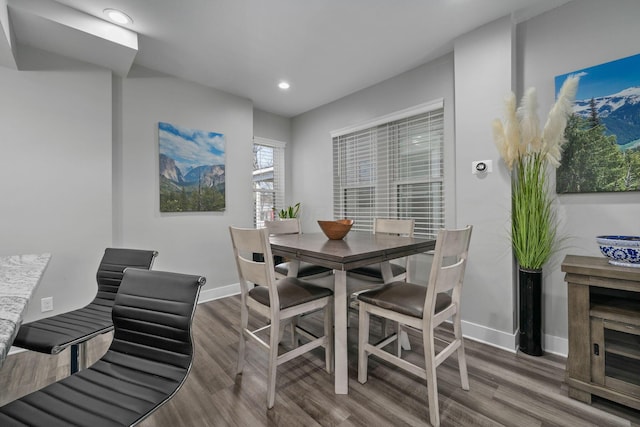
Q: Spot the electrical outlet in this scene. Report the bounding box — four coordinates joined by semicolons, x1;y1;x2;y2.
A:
41;297;53;312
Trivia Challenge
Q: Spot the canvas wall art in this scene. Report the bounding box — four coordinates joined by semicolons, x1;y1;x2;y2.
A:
158;121;226;212
555;53;640;193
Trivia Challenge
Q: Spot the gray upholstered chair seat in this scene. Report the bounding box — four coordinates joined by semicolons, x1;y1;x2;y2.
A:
357;282;451;319
249;277;333;309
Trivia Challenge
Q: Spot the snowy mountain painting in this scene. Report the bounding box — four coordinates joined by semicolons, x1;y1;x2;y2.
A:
158;122;226;212
555;54;640;193
572;86;640;150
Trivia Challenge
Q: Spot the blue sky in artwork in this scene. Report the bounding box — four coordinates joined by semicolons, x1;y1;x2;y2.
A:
555;53;640;100
158;121;225;174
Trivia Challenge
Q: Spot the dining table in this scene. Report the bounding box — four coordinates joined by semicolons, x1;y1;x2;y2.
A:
0;253;51;369
270;231;436;394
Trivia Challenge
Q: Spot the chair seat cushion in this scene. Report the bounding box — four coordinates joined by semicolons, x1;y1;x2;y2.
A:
249;277;333;310
274;261;332;278
348;263;406;281
12;303;114;354
357;282;451;318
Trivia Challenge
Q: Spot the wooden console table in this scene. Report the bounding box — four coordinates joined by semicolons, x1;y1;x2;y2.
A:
562;254;640;410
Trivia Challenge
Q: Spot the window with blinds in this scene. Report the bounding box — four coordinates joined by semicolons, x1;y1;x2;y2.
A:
332;102;444;238
253;138;286;228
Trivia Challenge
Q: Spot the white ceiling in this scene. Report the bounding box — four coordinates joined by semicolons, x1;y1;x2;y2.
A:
3;0;571;118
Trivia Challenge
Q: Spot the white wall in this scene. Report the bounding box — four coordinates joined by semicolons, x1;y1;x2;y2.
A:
114;65;254;299
454;17;517;348
291;54;456;234
253;108;291;143
0;47;112;321
517;0;640;353
253;108;293;205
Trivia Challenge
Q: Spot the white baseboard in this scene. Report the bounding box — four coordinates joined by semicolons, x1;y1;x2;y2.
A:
201;288;572;357
199;283;570;357
543;333;568;357
198;282;241;303
461;319;568;357
461;319;517;353
9;285;569;359
7;347;26;356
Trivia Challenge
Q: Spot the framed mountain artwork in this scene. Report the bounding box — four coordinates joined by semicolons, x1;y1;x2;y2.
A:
555;53;640;193
158;122;226;212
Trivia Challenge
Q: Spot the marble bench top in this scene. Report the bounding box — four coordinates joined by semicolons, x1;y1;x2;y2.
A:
0;253;51;369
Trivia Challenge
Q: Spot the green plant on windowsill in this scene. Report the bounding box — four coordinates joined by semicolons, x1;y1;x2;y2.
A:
274;202;300;219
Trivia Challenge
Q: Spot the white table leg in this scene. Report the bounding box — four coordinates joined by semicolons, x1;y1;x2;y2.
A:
334;269;348;394
288;259;299;277
400;330;411;350
380;261;393;283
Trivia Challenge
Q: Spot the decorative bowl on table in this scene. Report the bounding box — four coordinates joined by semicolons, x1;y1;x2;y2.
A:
318;219;354;240
596;235;640;267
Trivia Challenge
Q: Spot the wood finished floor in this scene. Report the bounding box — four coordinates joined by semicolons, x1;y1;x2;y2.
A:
2;295;640;426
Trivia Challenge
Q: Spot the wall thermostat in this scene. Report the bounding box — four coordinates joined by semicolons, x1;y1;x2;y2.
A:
472;160;492;175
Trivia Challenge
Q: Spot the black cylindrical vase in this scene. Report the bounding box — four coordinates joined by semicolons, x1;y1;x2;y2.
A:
518;267;543;356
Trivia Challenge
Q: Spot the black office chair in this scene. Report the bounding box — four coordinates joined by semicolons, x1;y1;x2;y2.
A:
12;248;158;373
0;268;206;427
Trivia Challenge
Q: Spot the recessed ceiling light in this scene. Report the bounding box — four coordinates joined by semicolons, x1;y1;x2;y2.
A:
278;81;290;90
104;8;133;25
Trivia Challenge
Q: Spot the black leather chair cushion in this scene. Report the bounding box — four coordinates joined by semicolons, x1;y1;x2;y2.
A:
274;261;332;278
348;263;406;281
0;268;205;427
13;248;157;354
13;305;113;354
249;277;333;309
357;282;451;319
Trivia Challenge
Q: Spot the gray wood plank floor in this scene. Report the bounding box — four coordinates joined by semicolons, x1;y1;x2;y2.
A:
2;295;640;426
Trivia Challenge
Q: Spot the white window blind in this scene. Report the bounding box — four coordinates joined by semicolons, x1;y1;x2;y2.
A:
253;138;286;228
332;102;444;238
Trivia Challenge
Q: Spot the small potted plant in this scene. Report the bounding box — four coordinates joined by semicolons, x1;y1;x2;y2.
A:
274;202;300;219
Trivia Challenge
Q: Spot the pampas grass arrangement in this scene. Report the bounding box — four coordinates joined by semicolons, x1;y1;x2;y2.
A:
492;76;579;270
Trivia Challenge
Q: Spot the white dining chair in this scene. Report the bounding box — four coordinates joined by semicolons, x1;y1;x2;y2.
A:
229;226;333;409
356;225;472;427
348;218;416;284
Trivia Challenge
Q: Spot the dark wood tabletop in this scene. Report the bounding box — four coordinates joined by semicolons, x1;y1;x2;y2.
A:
270;232;436;271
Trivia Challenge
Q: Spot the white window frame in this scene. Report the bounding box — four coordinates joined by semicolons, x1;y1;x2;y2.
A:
253;137;286;228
